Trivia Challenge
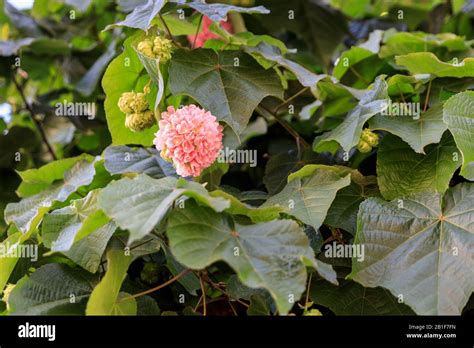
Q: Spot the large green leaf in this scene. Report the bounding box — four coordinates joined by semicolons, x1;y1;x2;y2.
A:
102;35;157;145
395;52;474;77
103;145;176;178
443;91;474;180
16;154;94;198
5;159;98;235
0;233;22;295
8;264;97;315
349;183;474;314
377;133;461;200
169;49;283;134
262;166;351;231
325;171;379;235
167;200;335;314
98;174;230;244
369;103;447;154
380;31;469;58
86;249;135;315
313;76;388;153
42;190;114;273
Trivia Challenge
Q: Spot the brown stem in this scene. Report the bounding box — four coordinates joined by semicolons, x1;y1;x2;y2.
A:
199;274;207;316
159;14;179;47
423;79;432;113
118;269;190;302
11;73;57;160
257;104;309;148
192;14;204;49
273;87;310;114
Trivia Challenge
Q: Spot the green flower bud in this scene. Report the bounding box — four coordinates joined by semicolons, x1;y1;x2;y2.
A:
137;38;154;58
152;36;173;63
129;92;149;113
125;111;155;132
361;129;379;147
118;92;136;114
140;262;160;284
357;139;372;153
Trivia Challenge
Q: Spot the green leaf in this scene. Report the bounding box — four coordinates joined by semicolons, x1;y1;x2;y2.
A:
102;35;157;145
395;52;474;77
349;183;474;314
42;190;114;273
263;167;351;231
313;76;388;153
5;159;98;235
86;249;133;315
377;133;461;200
167;200;331;314
380;31;469;58
103;145;176;178
310;276;414;315
112;293;137;315
98;174;230;244
8;264;97;315
333;47;374;80
169;49;283;134
210;190;283;223
0;233;22;295
247;294;271;316
246;43;331;90
325;171;379;235
16;154;94;197
369;103;447;154
104;0;165;31
181;2;270;22
443;91;474;180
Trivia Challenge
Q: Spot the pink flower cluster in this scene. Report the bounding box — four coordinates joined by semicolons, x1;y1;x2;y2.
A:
187;16;234;48
154;105;223;177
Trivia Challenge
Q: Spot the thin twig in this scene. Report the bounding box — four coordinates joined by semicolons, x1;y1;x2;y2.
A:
118;269;190;302
273;87;310;114
199;275;207;316
423;79;432;113
159;14;177;46
193;14;204;49
205;276;250;308
257;104;309;148
11;73;57;160
304;272;313;312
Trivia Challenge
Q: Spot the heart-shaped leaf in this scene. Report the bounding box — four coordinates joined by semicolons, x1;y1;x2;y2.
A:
349;183;474;315
169;48;283;134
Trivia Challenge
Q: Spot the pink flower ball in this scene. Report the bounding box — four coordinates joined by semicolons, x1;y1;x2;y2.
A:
187;16;234;48
154;105;223;177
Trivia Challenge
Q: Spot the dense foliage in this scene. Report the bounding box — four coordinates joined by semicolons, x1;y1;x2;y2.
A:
0;0;473;316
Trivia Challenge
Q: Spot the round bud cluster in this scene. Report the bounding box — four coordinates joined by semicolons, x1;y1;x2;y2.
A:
357;129;379;153
118;91;155;132
136;36;173;63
